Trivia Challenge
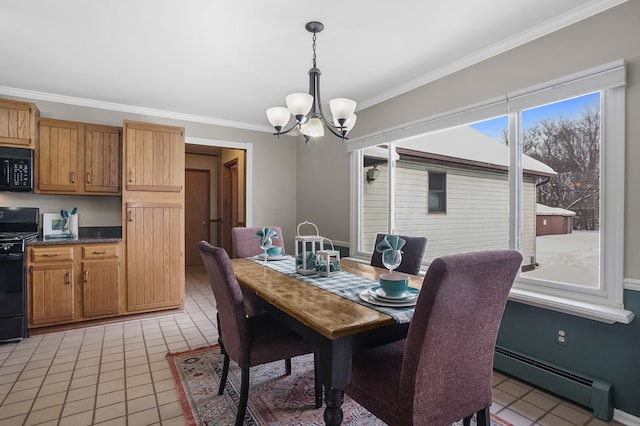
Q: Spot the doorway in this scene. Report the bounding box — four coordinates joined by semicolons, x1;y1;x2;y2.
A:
222;158;241;254
185;169;210;266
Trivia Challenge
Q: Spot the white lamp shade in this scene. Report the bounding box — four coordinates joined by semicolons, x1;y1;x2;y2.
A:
266;107;291;128
334;114;357;132
300;117;324;137
286;93;314;117
329;98;357;120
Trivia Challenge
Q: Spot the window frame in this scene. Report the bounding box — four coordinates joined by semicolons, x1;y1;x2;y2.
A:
427;171;447;214
348;60;633;324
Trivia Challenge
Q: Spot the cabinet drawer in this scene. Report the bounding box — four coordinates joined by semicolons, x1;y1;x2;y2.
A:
82;244;119;259
30;246;74;262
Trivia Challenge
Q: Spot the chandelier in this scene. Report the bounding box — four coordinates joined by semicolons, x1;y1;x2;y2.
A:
266;21;357;142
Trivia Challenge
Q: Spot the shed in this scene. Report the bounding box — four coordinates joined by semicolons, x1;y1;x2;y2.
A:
536;203;576;236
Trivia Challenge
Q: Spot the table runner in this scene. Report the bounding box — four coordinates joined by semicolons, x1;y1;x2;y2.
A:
250;257;414;324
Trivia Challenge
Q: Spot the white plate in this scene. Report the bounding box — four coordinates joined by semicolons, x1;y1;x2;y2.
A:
255;254;290;261
371;286;419;301
359;290;417;307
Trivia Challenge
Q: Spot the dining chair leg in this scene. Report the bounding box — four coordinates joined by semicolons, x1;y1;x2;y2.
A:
476;407;490;426
235;367;250;426
218;353;230;395
314;351;322;408
285;358;292;375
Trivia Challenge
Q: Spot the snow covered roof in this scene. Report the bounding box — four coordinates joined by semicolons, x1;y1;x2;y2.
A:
365;125;556;176
536;203;576;216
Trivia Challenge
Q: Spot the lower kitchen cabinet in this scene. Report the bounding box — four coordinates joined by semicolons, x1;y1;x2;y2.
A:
28;243;122;328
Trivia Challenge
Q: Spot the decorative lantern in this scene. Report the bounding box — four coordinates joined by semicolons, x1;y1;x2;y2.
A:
316;238;340;277
295;221;324;275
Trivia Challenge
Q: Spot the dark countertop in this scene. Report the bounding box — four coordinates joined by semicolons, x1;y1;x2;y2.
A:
29;226;123;246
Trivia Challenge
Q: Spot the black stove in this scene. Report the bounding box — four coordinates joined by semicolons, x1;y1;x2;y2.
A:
0;207;39;342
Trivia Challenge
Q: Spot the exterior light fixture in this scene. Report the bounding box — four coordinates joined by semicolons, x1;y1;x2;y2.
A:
266;21;357;143
366;165;380;183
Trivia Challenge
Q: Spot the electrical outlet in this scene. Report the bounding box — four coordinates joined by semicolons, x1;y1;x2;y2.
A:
556;328;569;346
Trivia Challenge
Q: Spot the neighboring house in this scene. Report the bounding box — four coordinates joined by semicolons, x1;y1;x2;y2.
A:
362;126;555;271
536;203;576;236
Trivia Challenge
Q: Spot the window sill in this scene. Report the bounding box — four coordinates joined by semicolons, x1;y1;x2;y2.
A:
508;287;634;324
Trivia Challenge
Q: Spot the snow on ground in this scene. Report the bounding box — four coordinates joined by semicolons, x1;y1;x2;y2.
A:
522;231;599;288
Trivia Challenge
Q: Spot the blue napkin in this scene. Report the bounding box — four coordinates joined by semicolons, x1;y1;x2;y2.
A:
316;259;341;273
375;235;406;253
296;251;317;269
254;227;278;248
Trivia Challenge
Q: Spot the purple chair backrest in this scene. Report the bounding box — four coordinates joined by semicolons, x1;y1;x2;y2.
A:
399;249;523;425
370;233;428;275
198;241;250;365
231;226;285;258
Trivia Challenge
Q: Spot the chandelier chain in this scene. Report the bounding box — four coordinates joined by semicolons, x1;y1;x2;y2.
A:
312;33;317;68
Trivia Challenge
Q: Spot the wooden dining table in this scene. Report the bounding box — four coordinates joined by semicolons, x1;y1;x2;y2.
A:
230;257;423;426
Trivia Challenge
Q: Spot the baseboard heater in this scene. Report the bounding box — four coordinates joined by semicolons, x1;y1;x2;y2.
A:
493;345;613;421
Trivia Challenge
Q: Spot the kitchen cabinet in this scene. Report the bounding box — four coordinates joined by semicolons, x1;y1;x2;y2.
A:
37;118;122;195
28;246;75;326
81;244;121;318
0;98;39;148
37;119;80;193
28;243;122;328
85;124;121;194
125;203;183;312
124;121;183;192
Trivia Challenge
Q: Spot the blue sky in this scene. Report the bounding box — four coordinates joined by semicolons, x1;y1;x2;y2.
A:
470;92;600;141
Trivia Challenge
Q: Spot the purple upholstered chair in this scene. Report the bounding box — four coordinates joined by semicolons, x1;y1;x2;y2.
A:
370;233;428;275
348;249;523;426
198;241;322;426
231;226;286;258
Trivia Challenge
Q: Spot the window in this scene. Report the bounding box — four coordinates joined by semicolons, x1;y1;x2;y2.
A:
427;171;446;213
349;61;632;323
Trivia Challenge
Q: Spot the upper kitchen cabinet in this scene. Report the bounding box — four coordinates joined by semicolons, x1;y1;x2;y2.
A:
37;119;122;195
0;99;39;148
37;118;80;193
124;121;184;192
85;124;121;194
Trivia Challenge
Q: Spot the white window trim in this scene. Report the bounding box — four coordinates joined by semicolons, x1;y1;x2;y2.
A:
349;60;634;324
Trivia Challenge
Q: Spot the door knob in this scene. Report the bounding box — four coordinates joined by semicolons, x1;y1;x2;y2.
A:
202;221;206;225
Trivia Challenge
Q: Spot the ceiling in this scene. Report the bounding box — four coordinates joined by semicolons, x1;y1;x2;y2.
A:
0;1;625;134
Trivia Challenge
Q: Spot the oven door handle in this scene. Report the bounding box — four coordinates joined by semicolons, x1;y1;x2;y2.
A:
1;159;10;186
0;253;23;261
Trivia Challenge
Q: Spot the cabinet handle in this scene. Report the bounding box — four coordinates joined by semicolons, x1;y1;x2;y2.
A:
84;270;89;283
87;173;91;184
70;172;76;184
93;250;108;255
65;271;72;284
129;171;134;183
43;253;61;257
128;210;134;222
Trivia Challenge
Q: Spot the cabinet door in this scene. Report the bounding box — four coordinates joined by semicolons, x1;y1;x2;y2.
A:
38;119;80;192
0;99;38;148
30;263;74;326
82;260;121;318
85;124;121;194
126;203;184;312
124;121;184;192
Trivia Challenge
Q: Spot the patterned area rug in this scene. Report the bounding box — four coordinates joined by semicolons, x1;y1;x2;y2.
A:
166;345;513;426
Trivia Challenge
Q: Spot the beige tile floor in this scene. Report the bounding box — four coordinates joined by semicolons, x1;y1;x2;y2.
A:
0;266;625;426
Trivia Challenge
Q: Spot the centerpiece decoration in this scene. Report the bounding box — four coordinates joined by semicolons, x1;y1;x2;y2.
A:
295;221;324;275
316;238;340;277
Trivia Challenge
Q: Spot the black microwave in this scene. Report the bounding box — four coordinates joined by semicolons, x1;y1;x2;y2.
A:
0;147;34;192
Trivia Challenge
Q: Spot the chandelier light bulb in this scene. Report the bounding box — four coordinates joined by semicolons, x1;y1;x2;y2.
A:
330;98;357;122
285;93;314;120
301;118;325;137
266;107;291;131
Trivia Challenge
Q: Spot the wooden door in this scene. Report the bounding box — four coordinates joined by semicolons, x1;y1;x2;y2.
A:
0;99;37;148
85;124;121;194
222;159;239;254
126;203;184;312
29;263;75;325
124;121;184;192
185;169;210;266
82;261;121;317
38;119;80;193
